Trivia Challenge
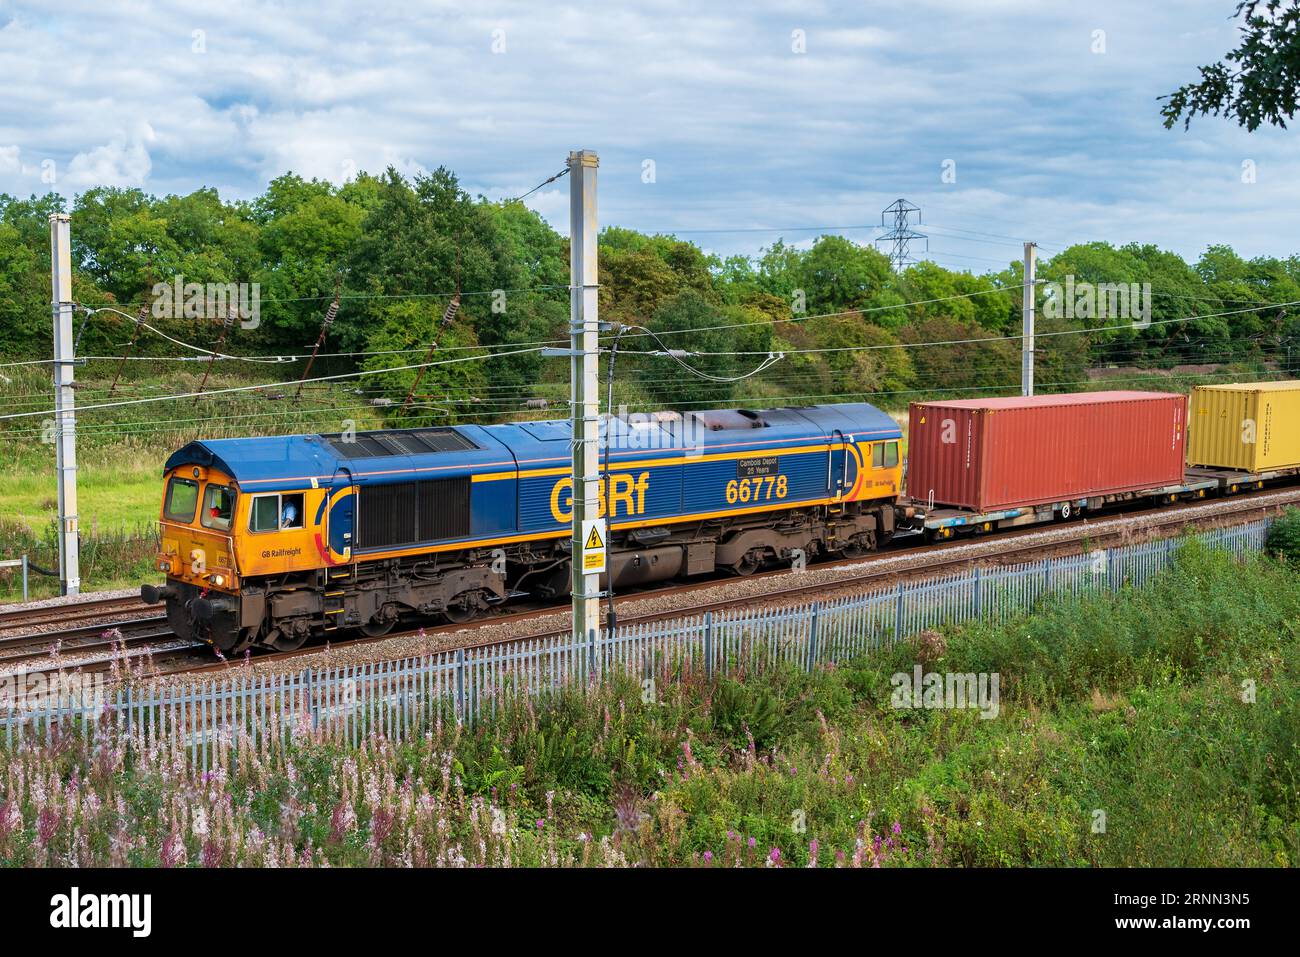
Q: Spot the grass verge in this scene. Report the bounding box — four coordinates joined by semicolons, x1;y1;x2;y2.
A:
1;540;1297;866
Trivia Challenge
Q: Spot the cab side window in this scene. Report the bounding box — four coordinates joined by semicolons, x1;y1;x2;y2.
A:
280;493;304;529
884;442;899;468
250;495;279;532
872;443;885;468
249;492;305;532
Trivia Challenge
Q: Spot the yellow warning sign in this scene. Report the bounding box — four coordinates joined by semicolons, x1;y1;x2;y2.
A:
580;518;607;574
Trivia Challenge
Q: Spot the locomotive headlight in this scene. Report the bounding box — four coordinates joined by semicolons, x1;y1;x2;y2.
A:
212;573;226;587
157;559;172;572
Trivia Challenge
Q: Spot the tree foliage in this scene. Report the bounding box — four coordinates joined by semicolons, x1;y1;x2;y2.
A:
0;169;1297;422
1162;1;1300;131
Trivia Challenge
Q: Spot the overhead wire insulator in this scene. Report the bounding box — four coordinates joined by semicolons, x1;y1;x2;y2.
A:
194;306;238;404
402;292;462;411
295;283;342;402
108;303;151;396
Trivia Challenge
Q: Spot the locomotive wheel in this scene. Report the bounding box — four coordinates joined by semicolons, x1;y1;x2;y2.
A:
270;628;310;653
443;591;485;624
730;551;763;576
360;604;399;637
360;617;397;637
840;531;876;559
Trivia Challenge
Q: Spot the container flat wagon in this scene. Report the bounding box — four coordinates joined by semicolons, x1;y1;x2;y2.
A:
1183;381;1300;493
902;391;1199;539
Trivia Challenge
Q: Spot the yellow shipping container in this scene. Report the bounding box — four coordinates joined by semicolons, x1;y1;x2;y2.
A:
1187;381;1300;472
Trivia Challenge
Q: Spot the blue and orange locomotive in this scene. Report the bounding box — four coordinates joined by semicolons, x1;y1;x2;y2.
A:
141;403;904;653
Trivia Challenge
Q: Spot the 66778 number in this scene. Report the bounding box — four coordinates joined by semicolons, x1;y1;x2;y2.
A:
726;474;788;504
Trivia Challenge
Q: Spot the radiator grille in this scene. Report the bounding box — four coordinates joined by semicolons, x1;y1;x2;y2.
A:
356;478;470;549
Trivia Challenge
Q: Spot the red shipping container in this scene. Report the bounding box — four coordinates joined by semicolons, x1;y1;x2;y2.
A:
907;391;1187;512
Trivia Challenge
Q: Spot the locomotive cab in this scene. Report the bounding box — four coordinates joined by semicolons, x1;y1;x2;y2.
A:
141;438;354;654
141;463;247;650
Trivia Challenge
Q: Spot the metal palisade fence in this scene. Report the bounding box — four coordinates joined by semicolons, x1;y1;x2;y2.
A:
0;519;1275;768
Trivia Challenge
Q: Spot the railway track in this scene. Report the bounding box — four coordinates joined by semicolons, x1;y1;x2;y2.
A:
0;594;155;634
0;617;182;666
174;483;1300;677
4;482;1296;682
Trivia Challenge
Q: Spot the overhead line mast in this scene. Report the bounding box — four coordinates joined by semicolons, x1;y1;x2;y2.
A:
566;149;604;668
49;212;80;596
1022;241;1037;396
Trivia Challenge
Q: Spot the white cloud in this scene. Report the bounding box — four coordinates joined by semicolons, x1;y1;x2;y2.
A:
0;0;1291;264
64;138;153;188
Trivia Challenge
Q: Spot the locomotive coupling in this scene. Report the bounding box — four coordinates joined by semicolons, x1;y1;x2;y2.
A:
140;583;177;604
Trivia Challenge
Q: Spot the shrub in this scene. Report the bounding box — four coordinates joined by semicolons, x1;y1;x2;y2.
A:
1266;507;1300;566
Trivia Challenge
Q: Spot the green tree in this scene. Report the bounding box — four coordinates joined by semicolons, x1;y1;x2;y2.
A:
795;235;893;315
1162;1;1300;131
799;314;915;399
899;315;1018;397
251;173;367;352
346;167;536;389
0;219;46;357
360;299;489;426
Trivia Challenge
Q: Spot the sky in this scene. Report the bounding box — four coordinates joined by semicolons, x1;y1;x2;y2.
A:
0;0;1295;271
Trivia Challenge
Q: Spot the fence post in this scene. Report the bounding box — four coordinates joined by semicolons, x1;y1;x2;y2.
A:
304;667;317;730
894;580;905;643
454;648;466;724
703;612;714;681
124;685;134;758
1044;556;1053;595
806;602;820;672
973;566;982;618
21;555;28;602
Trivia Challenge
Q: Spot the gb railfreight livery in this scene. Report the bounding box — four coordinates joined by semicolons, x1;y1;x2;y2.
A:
142;385;1300;654
143;403;904;653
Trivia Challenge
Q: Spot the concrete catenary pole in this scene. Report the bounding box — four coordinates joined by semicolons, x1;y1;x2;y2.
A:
49;212;80;595
1022;241;1037;397
567;150;602;660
